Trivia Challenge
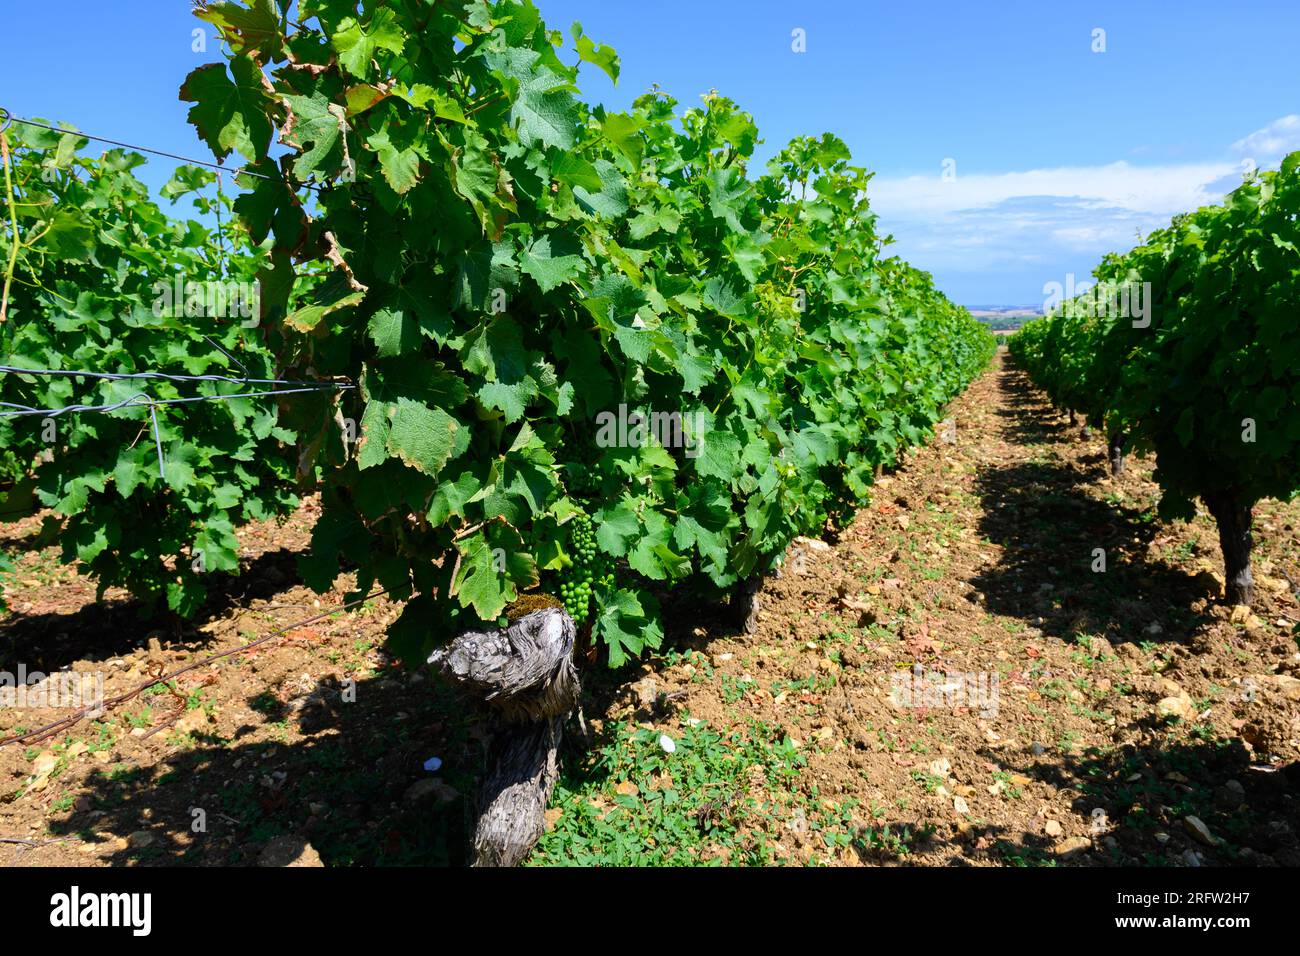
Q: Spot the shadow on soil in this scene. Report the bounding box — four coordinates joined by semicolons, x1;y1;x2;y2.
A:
0;549;306;673
28;671;483;867
974;733;1300;866
5;536;761;868
972;366;1212;646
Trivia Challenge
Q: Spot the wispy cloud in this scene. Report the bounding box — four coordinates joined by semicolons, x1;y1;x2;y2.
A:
869;161;1235;220
865;118;1299;302
1231;114;1300;163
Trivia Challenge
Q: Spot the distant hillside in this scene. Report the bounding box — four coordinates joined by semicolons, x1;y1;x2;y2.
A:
966;306;1042;332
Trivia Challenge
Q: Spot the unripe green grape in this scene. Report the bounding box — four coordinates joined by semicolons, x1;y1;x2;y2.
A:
553;511;612;623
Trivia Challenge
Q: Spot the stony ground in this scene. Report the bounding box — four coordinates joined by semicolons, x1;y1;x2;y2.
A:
2;352;1298;866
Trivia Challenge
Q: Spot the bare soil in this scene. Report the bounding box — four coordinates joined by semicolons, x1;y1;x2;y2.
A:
2;352;1298;866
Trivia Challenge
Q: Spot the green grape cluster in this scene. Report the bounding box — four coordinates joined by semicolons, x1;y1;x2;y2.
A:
558;513;614;622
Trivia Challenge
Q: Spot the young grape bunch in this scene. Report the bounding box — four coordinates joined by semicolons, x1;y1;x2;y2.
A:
558;513;613;622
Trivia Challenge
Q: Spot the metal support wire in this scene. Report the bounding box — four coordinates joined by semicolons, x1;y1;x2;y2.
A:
0;376;352;477
2;113;324;193
0;384;348;419
0;364;350;390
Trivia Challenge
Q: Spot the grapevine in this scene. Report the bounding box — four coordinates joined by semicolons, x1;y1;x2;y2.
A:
0;124;310;615
172;0;994;665
1011;155;1300;606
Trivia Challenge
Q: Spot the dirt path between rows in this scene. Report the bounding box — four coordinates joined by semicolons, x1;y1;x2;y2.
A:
540;351;1300;866
1;351;1298;866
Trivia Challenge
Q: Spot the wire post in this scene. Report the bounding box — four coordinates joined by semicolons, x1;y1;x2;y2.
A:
1;110;19;331
148;401;165;478
214;168;226;272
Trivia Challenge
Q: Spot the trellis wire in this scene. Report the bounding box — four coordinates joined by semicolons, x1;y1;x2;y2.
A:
0;365;349;389
0;366;353;478
1;112;325;194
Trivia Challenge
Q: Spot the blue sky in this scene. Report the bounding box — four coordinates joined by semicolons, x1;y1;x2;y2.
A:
2;1;1297;304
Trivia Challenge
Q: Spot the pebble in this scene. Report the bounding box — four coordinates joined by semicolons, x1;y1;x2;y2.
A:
1054;836;1091;857
1044;819;1063;837
1184;815;1218;847
257;835;323;867
1215;780;1246;808
31;751;58;777
793;536;830;552
658;734;676;754
953;796;970;815
1266;674;1300;701
1156;695;1193;720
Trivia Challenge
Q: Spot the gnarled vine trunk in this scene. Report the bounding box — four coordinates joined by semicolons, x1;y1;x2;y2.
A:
732;574;762;634
429;608;579;866
1203;490;1255;606
1108;432;1127;476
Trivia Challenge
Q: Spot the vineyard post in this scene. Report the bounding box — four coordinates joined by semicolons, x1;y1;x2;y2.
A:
1107;431;1127;476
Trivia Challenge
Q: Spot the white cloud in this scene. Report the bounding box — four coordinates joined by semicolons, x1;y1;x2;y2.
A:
1049;224;1137;248
866;161;1239;293
868;161;1236;220
863;116;1298;302
1231;114;1300;162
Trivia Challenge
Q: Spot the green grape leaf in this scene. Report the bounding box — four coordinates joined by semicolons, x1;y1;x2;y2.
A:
180;56;274;163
